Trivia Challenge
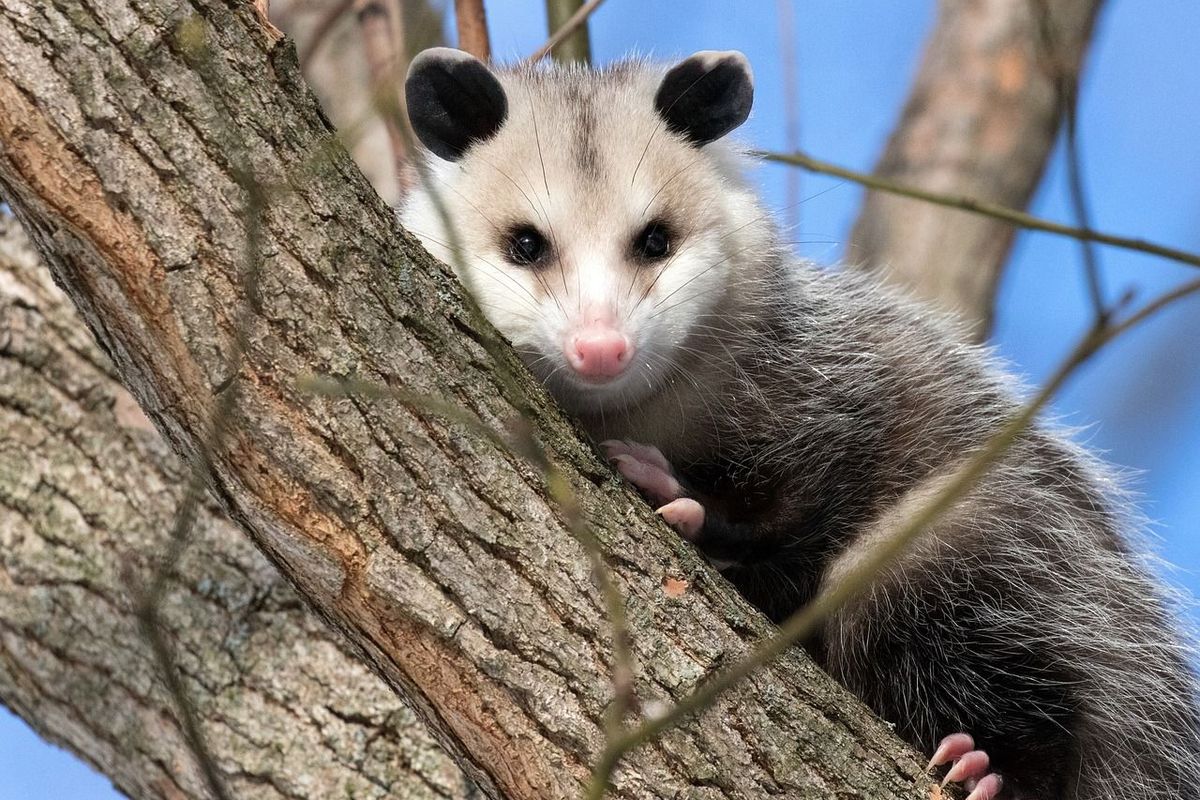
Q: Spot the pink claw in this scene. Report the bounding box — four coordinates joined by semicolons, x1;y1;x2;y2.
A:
943;750;989;786
656;498;706;540
602;440;709;542
603;440;683;506
965;773;1003;800
928;732;1003;800
927;733;975;770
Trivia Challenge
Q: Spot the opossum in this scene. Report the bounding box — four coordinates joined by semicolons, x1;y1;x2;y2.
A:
399;46;1200;799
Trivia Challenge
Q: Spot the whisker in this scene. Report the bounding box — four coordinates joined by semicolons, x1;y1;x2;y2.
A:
651;241;764;313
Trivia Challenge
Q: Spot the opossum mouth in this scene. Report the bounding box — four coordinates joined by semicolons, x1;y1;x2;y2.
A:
570;372;630;387
541;363;664;414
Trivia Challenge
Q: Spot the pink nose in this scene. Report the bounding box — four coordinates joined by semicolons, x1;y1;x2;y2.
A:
567;328;633;379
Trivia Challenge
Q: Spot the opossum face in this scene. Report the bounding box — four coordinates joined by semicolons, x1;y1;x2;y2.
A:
403;48;762;414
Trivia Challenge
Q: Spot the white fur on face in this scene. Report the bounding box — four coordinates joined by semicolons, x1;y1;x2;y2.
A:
400;60;769;414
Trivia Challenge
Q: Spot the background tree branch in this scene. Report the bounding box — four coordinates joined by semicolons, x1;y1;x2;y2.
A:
848;0;1105;339
275;0;443;205
0;1;938;798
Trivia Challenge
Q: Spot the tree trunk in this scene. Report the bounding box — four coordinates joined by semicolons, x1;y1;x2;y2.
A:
0;0;934;798
849;0;1104;339
0;214;470;799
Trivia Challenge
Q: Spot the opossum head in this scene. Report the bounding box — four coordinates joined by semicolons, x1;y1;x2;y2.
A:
401;48;768;414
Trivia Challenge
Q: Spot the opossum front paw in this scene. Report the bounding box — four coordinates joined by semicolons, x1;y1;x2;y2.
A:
602;440;681;505
655;498;706;541
927;733;1003;800
601;440;705;540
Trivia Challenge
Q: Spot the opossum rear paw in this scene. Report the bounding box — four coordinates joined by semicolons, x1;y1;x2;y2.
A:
928;733;1003;800
602;440;682;506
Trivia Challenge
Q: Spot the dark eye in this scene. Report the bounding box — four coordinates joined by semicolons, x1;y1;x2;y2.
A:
634;222;671;261
506;226;548;267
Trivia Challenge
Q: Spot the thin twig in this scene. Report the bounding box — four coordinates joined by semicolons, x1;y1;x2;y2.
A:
758;150;1200;271
584;276;1200;797
1031;0;1106;322
300;374;640;725
135;400;237;800
542;466;639;732
325;83;642;732
526;0;604;64
134;19;272;800
454;0;492;61
540;0;594;64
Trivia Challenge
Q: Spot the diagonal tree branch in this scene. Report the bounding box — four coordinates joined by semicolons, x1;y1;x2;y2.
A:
0;1;940;798
527;0;605;65
848;0;1105;340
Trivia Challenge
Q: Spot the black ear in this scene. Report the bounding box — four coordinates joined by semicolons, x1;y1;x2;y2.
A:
405;47;508;161
654;51;753;146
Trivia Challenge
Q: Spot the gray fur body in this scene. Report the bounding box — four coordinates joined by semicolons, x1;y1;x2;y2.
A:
401;49;1200;799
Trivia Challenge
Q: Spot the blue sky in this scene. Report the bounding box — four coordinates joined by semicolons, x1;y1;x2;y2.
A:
4;1;1199;796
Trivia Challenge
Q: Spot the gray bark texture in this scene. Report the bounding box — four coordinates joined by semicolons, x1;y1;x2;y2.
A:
0;0;938;798
849;0;1104;339
0;213;470;800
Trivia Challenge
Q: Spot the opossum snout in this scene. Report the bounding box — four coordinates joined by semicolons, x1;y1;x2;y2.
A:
565;326;634;380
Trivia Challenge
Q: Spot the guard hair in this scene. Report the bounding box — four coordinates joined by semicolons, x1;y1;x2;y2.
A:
399;51;1200;800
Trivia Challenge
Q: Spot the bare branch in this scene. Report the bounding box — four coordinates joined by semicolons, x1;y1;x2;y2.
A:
776;0;801;234
354;0;414;194
846;0;1105;340
543;0;593;64
1031;0;1106;322
527;0;605;65
761;150;1200;271
297;0;355;71
455;0;492;61
279;0;444;203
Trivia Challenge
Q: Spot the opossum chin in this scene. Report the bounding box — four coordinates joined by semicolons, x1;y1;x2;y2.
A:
522;350;664;415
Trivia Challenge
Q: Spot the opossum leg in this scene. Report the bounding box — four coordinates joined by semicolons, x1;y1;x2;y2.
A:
929;733;1003;800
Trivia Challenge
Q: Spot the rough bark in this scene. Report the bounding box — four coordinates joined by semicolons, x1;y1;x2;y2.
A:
849;0;1104;339
0;1;936;798
0;213;470;799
